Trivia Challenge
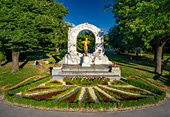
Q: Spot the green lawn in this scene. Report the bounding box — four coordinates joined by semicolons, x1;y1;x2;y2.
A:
106;53;170;93
0;53;170;94
0;53;60;94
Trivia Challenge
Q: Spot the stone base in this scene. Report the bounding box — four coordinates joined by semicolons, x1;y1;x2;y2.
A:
82;56;91;67
52;64;121;79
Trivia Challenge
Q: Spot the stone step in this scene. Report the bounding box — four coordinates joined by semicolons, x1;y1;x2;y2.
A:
62;64;110;72
52;74;120;79
62;68;109;72
59;71;117;75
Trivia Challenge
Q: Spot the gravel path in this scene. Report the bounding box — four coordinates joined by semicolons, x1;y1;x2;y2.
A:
79;87;86;102
99;85;155;97
1;99;170;117
88;87;100;103
52;86;80;101
94;86;121;102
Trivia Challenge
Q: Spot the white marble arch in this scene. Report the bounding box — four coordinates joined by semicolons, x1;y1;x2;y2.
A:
60;23;112;65
68;23;104;53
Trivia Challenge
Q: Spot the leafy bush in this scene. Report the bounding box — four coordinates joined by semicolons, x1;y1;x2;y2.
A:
127;78;162;94
0;51;5;61
121;91;166;107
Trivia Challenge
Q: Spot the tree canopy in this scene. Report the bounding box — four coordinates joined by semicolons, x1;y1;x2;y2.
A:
0;0;68;72
77;31;95;53
106;0;170;74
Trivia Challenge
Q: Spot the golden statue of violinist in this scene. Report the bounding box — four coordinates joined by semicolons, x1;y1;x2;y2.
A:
82;38;91;56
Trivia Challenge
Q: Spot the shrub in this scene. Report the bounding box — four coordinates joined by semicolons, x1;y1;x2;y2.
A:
7;77;51;94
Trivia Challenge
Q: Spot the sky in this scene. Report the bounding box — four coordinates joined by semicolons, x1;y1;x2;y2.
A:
58;0;116;34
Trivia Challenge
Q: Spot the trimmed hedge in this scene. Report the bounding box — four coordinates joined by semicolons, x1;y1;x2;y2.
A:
45;80;63;86
121;91;166;107
110;86;153;95
7;77;51;94
3;77;166;110
59;87;81;103
112;80;129;85
22;86;66;94
83;88;95;103
26;86;77;100
127;78;162;94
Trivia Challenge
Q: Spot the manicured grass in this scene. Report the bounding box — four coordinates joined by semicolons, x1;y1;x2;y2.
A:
0;53;64;94
0;52;169;95
106;53;170;93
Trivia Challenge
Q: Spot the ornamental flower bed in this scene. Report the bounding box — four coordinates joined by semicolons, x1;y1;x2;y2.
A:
111;63;119;68
45;80;63;86
63;76;110;86
51;63;62;67
110;86;153;95
3;77;166;111
22;86;66;94
112;80;129;85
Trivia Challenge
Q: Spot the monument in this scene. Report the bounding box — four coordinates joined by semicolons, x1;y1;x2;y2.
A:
81;38;91;67
52;23;121;79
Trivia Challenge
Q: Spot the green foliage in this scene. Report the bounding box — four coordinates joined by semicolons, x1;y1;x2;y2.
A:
108;25;144;53
26;86;77;100
110;86;153;95
77;31;95;53
83;88;95;103
121;91;166;107
112;80;129;85
59;87;81;103
45;80;63;85
22;86;66;94
7;77;51;94
94;88;115;103
0;51;5;61
98;86;124;100
106;0;170;73
63;77;110;86
0;0;68;52
127;78;162;94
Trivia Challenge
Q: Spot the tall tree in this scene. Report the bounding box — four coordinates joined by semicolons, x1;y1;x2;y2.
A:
106;0;170;75
0;41;3;66
0;0;68;72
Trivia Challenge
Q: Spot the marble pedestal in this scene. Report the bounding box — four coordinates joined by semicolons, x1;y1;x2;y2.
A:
82;56;91;67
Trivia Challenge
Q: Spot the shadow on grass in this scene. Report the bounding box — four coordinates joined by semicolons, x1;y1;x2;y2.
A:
52;53;66;63
154;74;170;87
106;53;170;74
1;60;11;66
162;57;170;74
19;60;29;69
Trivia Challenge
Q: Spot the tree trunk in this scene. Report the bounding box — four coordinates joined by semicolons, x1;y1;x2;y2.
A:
155;45;163;75
153;50;157;62
12;50;20;73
